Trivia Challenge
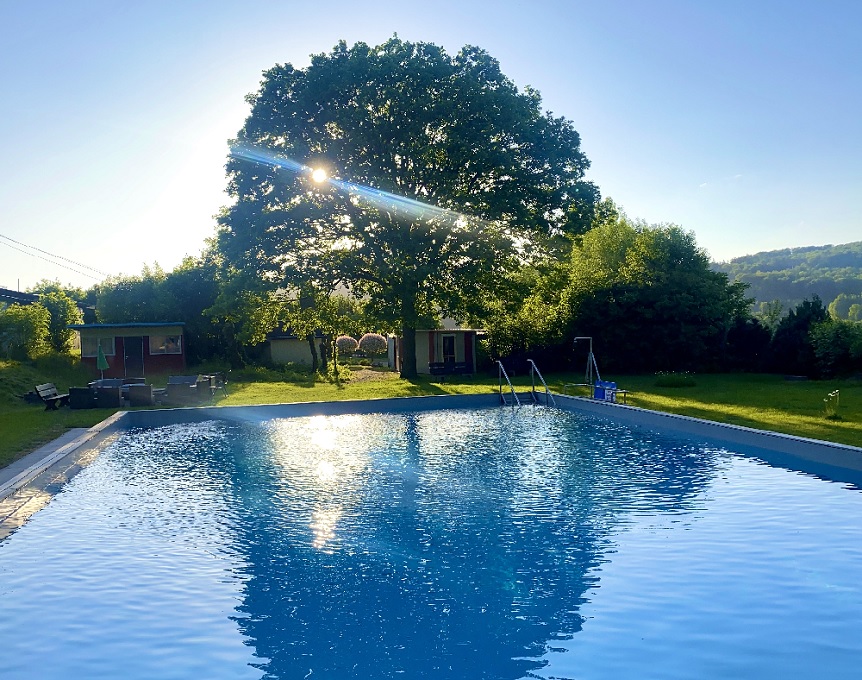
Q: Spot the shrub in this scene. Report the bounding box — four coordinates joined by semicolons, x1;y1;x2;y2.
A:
358;333;387;357
0;303;51;359
823;390;842;421
811;320;862;378
336;335;359;356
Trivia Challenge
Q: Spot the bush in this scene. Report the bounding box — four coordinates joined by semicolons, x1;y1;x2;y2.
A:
229;364;311;383
811;320;862;378
0;303;51;359
358;333;387;357
336;335;359;356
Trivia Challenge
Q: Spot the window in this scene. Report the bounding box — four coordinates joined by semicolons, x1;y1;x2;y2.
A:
442;334;456;363
149;334;182;355
81;336;115;357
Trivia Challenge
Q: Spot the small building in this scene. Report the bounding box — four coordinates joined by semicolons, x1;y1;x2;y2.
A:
69;322;186;378
0;287;40;307
267;329;326;366
389;329;482;375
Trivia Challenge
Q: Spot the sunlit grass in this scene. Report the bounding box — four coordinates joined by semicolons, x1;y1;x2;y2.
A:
603;373;862;447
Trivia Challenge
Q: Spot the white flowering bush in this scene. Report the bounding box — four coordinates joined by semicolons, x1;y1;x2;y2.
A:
335;335;359;356
358;333;387;358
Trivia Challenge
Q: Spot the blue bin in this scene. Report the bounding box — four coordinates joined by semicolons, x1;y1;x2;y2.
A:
594;381;606;400
594;380;617;402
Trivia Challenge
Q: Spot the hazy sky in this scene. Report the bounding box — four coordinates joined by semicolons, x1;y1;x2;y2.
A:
1;0;859;291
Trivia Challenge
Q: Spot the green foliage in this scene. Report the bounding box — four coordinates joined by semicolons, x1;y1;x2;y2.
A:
94;264;170;322
559;206;752;372
755;299;784;334
216;37;598;378
482;198;756;373
38;291;83;353
829;293;862;321
92;256;225;364
0;303;51;359
228;363;314;383
714;241;862;311
810;319;862;378
27;279;86;301
723;316;772;371
770;296;830;376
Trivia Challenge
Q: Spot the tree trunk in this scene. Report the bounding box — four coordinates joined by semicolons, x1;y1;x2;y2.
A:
307;334;319;373
331;336;340;382
400;323;417;379
399;289;419;379
319;338;329;372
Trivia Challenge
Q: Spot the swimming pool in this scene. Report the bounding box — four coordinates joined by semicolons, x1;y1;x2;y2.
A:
2;403;862;678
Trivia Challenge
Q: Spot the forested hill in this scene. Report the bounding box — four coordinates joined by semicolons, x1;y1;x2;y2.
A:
712;241;862;315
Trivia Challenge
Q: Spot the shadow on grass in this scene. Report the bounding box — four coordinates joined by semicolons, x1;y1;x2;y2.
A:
399;378;449;396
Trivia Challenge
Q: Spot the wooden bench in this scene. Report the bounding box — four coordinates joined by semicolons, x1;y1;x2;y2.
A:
35;383;70;410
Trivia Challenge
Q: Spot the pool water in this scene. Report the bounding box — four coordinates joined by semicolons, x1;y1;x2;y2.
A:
2;407;862;679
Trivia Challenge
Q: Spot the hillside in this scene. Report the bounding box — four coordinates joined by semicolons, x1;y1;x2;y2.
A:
713;241;862;315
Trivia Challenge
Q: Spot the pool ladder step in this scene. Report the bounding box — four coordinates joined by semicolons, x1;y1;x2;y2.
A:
528;359;556;407
496;361;521;406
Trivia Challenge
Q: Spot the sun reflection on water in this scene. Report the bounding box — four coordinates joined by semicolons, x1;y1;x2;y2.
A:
310;506;343;552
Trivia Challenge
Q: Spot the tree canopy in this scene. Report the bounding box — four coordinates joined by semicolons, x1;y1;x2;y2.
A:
92;257;225;365
216;37;598;377
714;241;862;313
484;200;753;373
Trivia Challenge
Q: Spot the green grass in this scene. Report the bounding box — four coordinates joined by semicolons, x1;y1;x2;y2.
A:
563;372;862;448
2;359;860;471
0;357;117;469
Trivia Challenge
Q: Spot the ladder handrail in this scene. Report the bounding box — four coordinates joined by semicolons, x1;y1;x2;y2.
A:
496;361;521;407
527;359;556;407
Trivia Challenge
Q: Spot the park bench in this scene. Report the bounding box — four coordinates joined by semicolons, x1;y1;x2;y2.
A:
35;383;70;410
428;362;471;381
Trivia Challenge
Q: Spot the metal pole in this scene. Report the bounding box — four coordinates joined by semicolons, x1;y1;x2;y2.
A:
574;336;594;384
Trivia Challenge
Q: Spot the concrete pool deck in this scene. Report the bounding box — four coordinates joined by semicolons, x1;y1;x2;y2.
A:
3;392;861;540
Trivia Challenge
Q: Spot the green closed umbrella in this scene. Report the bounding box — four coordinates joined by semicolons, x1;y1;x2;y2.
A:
96;343;109;379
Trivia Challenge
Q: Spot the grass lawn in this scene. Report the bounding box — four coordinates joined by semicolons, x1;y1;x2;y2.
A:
2;359;860;471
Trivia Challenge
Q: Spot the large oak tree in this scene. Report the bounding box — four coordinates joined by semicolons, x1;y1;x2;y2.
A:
217;37;597;377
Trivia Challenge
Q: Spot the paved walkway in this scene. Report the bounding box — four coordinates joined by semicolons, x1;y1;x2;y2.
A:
0;427;110;540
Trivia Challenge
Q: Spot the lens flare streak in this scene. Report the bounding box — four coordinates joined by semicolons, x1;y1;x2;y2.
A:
230;143;478;226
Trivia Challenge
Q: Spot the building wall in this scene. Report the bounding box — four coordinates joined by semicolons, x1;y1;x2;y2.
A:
416;332;432;374
415;330;476;374
270;338;314;365
76;325;186;378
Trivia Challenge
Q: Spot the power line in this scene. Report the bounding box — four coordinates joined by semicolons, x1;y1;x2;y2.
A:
0;232;109;279
0;238;103;281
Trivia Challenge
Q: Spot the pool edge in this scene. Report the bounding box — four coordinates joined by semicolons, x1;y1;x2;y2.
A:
553;393;862;473
3;392;860;541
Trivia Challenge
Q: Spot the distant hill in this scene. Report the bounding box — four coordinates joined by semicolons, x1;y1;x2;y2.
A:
712;242;862;315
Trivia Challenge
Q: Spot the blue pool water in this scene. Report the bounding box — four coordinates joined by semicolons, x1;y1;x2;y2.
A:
2;406;862;679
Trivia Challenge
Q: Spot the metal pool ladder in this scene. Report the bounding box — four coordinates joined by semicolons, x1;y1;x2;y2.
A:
528;359;556;407
496;361;521;406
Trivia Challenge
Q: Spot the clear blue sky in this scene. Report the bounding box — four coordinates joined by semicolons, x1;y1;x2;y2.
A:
2;0;859;291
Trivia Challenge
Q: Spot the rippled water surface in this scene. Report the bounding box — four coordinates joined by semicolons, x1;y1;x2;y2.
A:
2;407;862;679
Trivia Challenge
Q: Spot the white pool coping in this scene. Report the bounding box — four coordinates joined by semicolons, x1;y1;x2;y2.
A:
3;392;860;538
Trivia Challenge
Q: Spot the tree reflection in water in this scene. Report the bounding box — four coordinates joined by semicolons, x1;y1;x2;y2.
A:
206;408;718;680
